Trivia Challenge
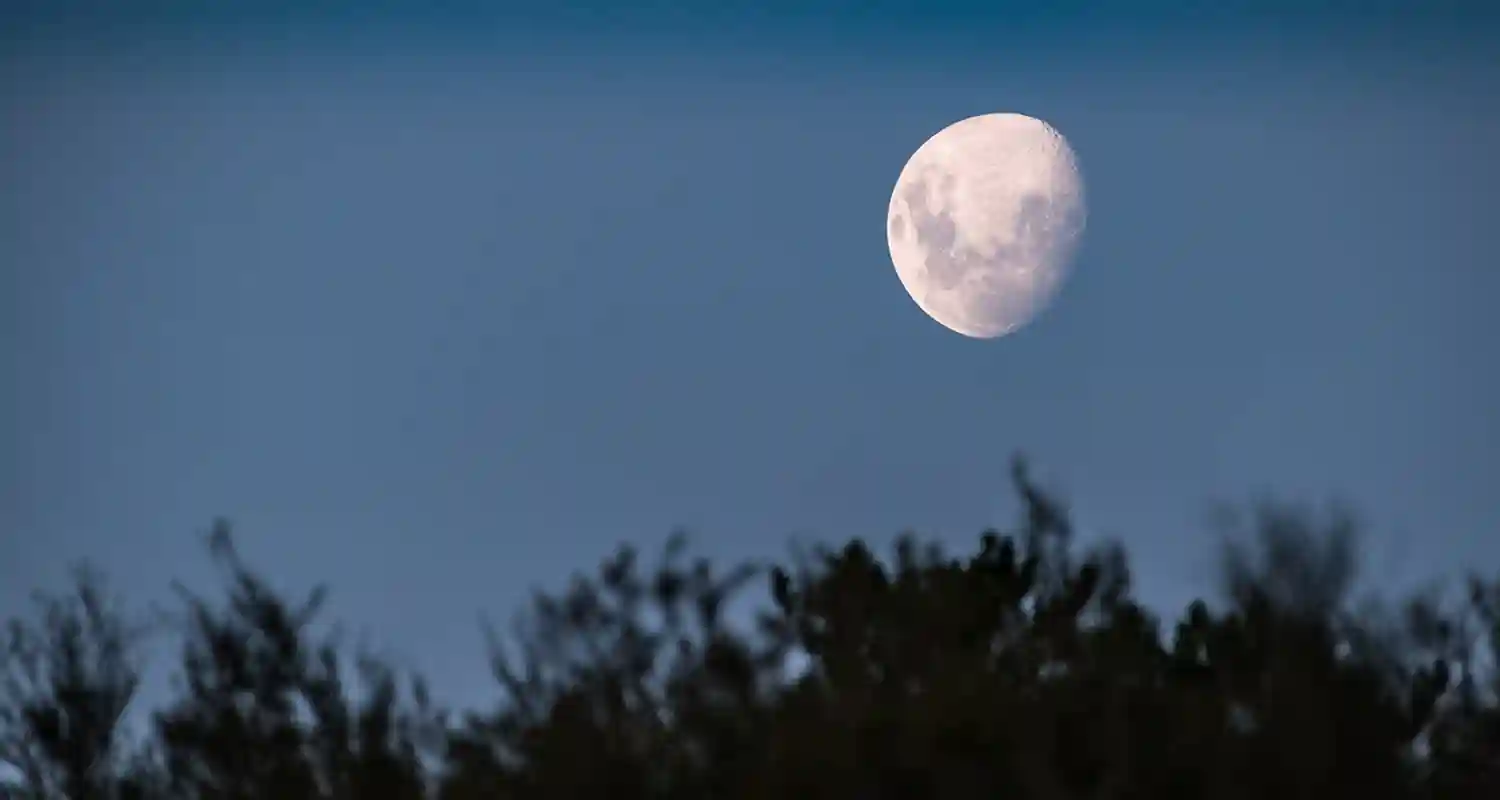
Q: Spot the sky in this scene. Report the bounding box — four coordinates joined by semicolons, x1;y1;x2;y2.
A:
2;2;1498;711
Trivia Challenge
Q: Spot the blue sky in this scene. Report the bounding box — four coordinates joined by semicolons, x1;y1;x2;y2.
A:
2;3;1497;709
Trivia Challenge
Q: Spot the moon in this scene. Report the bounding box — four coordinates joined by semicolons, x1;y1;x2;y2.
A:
886;113;1086;338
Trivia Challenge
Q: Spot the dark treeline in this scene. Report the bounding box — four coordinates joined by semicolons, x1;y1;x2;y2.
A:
3;460;1498;799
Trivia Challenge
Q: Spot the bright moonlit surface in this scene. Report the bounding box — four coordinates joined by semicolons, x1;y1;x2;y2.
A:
887;113;1086;338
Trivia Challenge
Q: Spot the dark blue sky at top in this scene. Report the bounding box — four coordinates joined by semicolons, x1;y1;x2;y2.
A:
2;2;1497;709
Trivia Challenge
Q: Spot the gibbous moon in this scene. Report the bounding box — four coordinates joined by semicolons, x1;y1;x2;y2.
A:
886;113;1085;338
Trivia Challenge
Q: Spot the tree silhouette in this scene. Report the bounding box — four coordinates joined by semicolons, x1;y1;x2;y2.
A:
3;460;1496;799
0;566;150;800
146;522;440;800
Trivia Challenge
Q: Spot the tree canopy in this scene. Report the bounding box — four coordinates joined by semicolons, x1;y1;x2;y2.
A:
4;460;1497;799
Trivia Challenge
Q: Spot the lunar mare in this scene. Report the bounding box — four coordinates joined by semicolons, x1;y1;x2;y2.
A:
887;113;1085;338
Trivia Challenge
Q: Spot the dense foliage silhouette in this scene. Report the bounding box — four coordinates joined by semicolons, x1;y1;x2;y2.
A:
3;460;1497;798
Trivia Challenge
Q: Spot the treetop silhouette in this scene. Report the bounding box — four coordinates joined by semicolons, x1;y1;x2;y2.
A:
3;461;1497;798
